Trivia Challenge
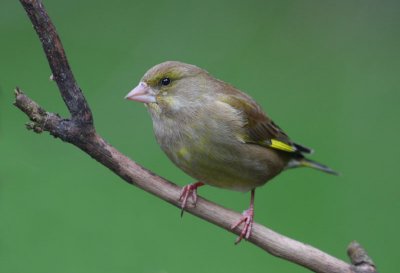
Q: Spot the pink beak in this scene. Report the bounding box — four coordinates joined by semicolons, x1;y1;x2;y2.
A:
124;82;156;103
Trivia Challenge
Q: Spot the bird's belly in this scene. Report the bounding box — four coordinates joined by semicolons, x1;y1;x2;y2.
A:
164;140;288;192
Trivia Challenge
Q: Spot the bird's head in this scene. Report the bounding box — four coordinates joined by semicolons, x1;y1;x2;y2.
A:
125;61;211;117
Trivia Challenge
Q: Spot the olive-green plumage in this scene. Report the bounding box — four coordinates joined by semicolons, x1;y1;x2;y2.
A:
127;61;336;192
125;61;337;243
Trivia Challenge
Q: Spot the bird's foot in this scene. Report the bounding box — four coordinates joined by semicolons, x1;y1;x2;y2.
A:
179;182;204;216
231;207;254;244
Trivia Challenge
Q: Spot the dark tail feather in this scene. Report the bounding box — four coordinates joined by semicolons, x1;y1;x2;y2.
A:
288;157;339;175
298;158;339;175
293;143;314;154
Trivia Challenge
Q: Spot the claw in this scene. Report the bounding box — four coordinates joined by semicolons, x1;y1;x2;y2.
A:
231;207;254;244
179;182;204;216
231;189;255;244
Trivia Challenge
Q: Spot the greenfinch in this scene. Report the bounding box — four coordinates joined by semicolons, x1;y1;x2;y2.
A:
125;61;337;244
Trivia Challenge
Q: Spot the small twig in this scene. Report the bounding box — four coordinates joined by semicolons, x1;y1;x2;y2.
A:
15;1;378;273
348;242;378;273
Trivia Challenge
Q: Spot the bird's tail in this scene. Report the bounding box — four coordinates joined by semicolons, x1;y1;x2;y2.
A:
287;157;339;175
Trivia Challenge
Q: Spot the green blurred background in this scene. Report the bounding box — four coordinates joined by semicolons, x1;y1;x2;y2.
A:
1;0;399;272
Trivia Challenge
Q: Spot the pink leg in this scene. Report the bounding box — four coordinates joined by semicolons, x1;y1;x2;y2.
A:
179;182;205;216
231;189;255;244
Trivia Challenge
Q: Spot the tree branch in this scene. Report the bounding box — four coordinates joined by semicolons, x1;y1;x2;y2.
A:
20;0;92;124
15;1;378;273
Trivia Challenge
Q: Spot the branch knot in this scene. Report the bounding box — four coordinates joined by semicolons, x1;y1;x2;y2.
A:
348;241;378;273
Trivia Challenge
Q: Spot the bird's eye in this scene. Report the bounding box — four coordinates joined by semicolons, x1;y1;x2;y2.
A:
160;77;171;86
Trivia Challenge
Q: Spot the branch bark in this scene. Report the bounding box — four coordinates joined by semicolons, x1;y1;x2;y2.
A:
15;1;378;273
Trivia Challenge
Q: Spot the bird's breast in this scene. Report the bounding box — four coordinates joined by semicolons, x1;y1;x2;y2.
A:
150;107;287;192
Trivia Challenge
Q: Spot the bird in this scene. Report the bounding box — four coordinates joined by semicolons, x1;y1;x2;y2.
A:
125;61;337;244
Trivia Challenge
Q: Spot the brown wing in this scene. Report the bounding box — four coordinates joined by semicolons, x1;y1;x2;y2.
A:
219;87;312;154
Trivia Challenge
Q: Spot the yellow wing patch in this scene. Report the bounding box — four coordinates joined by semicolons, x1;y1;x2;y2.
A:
270;139;296;152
